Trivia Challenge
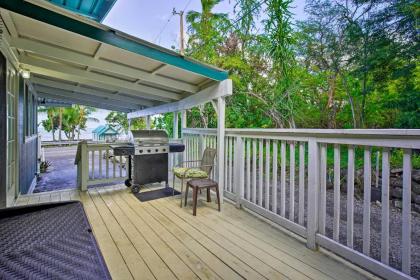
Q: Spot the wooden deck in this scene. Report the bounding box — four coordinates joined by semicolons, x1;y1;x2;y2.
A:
15;186;378;280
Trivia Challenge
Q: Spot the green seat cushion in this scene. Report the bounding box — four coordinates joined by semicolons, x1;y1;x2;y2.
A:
174;167;208;178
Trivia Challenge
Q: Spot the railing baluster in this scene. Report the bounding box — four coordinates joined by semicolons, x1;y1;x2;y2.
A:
375;151;380;189
224;136;228;191
91;150;95;179
265;140;271;209
227;137;230;191
298;142;305;225
307;138;319;250
333;144;341;242
319;144;327;234
402;149;412;275
381;148;390;265
99;148;102;178
113;152;116;178
252;139;257;204
363;147;371;255
186;136;189;163
235;137;245;208
347;145;355;248
246;138;251;201
258;139;263;207
280;141;286;217
106;149;109;179
272;140;278;214
229;137;234;193
119;155;123;177
290;141;295;221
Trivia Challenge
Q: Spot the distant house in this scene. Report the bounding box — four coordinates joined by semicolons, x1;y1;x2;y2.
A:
92;125;119;142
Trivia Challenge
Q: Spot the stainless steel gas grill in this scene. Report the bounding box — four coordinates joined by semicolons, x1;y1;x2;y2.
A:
110;130;184;193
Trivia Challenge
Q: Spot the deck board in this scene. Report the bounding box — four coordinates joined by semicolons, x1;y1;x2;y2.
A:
15;186;376;280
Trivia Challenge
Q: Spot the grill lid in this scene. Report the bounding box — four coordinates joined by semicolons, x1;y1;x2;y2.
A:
129;130;169;146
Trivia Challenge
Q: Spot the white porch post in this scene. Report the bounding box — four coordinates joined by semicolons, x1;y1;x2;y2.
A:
172;111;179;168
216;97;225;206
180;110;187;162
145;115;151;129
180;110;187;138
173;111;179;139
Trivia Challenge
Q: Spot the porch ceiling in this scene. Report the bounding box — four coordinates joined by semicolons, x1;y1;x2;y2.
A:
0;0;229;113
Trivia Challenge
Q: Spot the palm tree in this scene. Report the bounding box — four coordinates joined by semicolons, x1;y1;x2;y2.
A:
186;0;228;62
39;107;59;141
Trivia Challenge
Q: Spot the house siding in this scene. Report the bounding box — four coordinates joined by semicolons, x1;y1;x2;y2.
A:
0;51;7;207
18;78;38;194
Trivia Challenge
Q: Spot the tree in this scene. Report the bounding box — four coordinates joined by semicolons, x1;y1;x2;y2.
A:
39;107;59;141
40;105;98;141
105;111;145;133
186;0;230;63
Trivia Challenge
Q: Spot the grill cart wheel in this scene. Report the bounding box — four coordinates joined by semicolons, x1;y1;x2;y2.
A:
131;184;140;194
125;179;132;187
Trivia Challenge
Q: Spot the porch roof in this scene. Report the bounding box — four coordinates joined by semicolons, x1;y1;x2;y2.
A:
45;0;117;22
0;0;230;113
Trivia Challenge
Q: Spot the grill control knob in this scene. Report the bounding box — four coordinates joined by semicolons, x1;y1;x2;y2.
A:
163;149;166;152
139;149;143;153
155;149;159;152
147;149;151;153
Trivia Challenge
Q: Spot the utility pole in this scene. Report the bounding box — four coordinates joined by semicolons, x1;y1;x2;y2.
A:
172;8;185;55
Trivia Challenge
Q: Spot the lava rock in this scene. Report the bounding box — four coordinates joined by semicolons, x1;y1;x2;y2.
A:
391;187;403;199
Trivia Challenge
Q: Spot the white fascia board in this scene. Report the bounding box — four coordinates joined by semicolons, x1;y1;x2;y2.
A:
127;79;232;119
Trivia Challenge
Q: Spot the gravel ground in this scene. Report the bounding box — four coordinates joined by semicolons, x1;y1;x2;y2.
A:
242;175;420;279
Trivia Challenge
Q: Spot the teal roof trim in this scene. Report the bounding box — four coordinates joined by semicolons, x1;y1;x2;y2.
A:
93;125;118;136
46;0;117;22
92;125;105;134
1;0;229;81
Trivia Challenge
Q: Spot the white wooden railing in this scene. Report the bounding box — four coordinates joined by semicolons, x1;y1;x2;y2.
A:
182;128;420;280
75;142;127;190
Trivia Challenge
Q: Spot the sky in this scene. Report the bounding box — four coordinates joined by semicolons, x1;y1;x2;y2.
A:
103;0;307;50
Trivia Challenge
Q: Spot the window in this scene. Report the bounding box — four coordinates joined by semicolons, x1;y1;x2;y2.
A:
24;83;37;137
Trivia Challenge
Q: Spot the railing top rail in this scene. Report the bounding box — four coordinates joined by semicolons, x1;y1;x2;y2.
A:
183;128;420;138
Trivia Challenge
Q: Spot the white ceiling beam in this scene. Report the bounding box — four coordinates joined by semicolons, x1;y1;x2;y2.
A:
37;90;132;112
128;79;232;119
11;37;198;93
0;10;18;37
34;85;142;110
38;99;73;107
31;76;156;107
151;64;168;75
19;55;178;102
19;54;181;100
93;43;104;59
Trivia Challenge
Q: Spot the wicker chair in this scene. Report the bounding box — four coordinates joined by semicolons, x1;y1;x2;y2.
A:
173;148;217;207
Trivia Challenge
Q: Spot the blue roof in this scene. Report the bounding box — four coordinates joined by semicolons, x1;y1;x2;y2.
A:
92;125;106;134
93;125;118;136
46;0;117;22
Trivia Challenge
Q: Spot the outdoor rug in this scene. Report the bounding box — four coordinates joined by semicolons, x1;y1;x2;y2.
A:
0;201;111;280
134;187;180;202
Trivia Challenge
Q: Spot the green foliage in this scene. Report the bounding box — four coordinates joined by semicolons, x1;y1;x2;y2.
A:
156;0;418;131
105;111;145;132
39;105;98;141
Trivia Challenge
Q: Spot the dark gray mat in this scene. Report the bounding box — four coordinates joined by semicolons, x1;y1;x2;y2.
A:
0;201;111;280
134;187;180;202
